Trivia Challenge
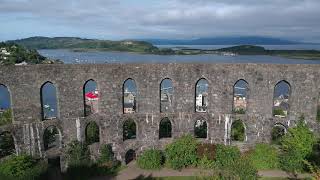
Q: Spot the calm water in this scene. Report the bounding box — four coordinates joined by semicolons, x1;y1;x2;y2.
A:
38;48;320;64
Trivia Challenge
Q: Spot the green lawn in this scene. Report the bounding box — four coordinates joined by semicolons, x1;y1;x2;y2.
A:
134;176;291;180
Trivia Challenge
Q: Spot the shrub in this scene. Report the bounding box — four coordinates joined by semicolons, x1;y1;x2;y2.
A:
246;143;279;170
66;140;91;166
0;109;12;126
197;155;215;169
137;149;164;169
196;143;216;161
280;119;316;174
271;125;286;144
231;120;245;141
165;134;198;170
214;144;240;168
0;155;47;180
85;122;99;145
98;144;114;164
229;157;258;180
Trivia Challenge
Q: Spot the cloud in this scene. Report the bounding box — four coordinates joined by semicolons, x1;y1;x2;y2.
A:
0;0;319;42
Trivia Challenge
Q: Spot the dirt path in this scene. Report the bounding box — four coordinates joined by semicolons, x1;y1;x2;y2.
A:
92;161;311;180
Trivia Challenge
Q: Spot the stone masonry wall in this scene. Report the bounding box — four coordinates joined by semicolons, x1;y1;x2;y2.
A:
0;63;319;170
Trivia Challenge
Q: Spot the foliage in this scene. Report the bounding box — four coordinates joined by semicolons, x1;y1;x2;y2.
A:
165;134;198;170
279;119;316;174
273;108;286;117
196;143;216;161
197;155;215;169
159;118;172;138
85;122;99;145
246;143;280;170
214;144;241;168
137;149;164;169
234;108;245;114
194;120;207;138
66;140;91;167
304;160;320;180
0;155;47;180
43;126;59;150
98;144;114;164
231;120;245;141
271;125;286;144
123;119;136;140
0;131;15;158
0;109;12;126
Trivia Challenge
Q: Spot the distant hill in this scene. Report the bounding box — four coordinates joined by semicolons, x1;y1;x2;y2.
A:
9;37;158;53
143;36;301;45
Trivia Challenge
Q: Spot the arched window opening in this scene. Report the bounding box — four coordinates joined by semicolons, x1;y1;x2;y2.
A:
0;84;12;126
160;79;173;113
195;79;208;112
233;80;248;114
317;92;320;122
194;119;207;138
273;80;290;118
123;119;136;141
123;79;137;114
0;131;15;158
83;80;99;117
231;120;245;142
43;126;60;151
271;123;287;144
85;122;100;145
125;149;136;164
159;117;172;139
41;82;58;120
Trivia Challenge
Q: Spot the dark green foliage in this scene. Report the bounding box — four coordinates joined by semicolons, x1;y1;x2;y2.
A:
307;140;320;168
98;144;114;164
137;149;164;169
0;155;47;180
246;144;280;170
165;135;198;170
194;120;207;138
231;120;245;141
43;126;59;150
214;144;241;168
227;157;258;180
0;131;15;158
123;119;136;140
85;122;99;144
0;109;12;126
66;140;91;166
273;108;286;116
279;119;316;174
159;118;172;138
271;125;286;144
234;108;245;114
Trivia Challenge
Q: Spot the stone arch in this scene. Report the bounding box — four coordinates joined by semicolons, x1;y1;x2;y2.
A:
195;78;209;112
231;119;246;142
123;118;137;141
40;81;58;120
194;119;208;138
43;125;61;151
125;149;136;164
85;121;100;145
160;78;174;113
83;79;99;117
273;80;291;118
233;79;249;114
159;117;172;139
0;84;13;125
123;78;137;114
0;131;15;158
271;123;287;144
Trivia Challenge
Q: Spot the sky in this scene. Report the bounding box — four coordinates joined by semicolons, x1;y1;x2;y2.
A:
0;0;320;42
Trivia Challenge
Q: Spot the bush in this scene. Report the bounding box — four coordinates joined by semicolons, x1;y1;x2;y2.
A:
0;109;12;126
137;149;164;169
246;143;279;170
214;144;240;168
229;157;258;180
0;155;47;180
66;140;91;166
231;120;245;141
280;119;316;174
165;134;198;170
196;143;216;161
197;155;215;169
98;144;114;164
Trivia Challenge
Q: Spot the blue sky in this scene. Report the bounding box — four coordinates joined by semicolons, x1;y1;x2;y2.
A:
0;0;320;42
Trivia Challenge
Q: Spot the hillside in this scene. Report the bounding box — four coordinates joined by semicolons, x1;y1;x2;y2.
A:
143;36;300;45
0;42;62;65
9;37;159;53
